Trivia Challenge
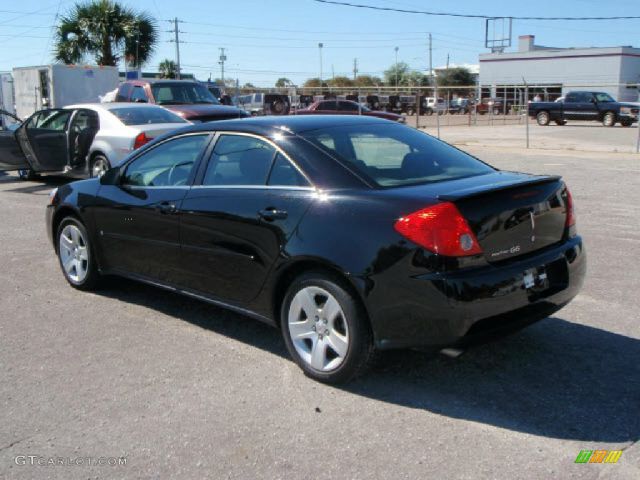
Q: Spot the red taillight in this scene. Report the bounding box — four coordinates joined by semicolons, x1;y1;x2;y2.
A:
564;187;575;227
394;202;483;257
133;132;151;150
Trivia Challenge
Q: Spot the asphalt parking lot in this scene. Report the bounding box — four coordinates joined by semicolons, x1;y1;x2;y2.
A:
0;133;638;479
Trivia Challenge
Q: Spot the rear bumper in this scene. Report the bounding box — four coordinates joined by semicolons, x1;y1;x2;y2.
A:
370;236;586;350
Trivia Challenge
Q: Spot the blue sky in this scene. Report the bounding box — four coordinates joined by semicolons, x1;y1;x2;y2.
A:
1;0;638;86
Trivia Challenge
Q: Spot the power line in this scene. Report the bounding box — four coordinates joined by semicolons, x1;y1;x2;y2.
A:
312;0;640;20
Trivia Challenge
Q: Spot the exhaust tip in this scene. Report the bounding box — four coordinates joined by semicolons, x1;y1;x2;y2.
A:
440;347;465;358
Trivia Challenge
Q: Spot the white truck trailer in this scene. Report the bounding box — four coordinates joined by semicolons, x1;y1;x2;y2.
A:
0;72;17;129
12;64;119;120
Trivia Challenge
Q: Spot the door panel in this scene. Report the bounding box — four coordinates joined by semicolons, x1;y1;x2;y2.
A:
92;133;211;282
0;130;29;171
17;109;72;172
179;187;315;302
93;185;188;281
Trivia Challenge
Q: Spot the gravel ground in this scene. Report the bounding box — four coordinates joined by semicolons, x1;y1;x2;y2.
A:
0;143;638;479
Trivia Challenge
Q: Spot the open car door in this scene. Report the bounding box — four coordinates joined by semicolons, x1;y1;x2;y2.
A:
14;109;73;173
0;127;30;171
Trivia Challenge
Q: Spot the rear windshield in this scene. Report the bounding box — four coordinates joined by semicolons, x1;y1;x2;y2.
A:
150;82;220;105
110;107;187;126
301;123;493;187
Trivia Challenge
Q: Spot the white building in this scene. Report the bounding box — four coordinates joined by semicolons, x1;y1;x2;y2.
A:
479;35;640;102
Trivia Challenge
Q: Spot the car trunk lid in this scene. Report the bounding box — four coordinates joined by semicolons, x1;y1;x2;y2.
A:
439;173;567;262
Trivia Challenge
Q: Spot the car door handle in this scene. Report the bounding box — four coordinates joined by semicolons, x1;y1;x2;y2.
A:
259;207;288;221
156;202;177;214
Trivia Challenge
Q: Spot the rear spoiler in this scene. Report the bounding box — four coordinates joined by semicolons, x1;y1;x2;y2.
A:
438;174;562;202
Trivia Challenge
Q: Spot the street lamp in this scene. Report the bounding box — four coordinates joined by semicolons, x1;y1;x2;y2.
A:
394;46;399;92
318;43;324;86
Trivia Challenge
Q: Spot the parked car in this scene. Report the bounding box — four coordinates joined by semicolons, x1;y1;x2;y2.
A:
448;98;472;114
475;97;513;115
295;100;404;122
420;96;446;115
0;103;188;179
44;115;585;383
115;79;248;122
528;91;639;127
236;93;291;116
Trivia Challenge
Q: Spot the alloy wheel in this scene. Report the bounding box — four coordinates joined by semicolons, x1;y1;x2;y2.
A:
287;286;350;372
59;224;89;283
92;157;109;178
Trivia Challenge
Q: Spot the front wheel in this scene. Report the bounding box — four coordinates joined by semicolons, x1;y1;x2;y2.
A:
57;217;101;290
620;118;633;127
281;272;376;384
602;111;616;127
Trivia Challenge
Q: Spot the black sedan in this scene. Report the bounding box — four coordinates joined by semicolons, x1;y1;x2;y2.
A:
42;116;586;383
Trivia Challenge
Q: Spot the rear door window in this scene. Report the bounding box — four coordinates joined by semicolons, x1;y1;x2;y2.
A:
202;135;276;186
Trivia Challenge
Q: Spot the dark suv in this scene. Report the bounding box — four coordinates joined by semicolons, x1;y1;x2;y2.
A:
116;80;248;122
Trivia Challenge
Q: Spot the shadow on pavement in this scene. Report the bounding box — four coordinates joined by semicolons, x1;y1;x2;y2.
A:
97;277;639;443
0;174;70;194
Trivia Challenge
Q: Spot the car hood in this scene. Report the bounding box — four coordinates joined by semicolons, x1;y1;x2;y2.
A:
163;104;248;119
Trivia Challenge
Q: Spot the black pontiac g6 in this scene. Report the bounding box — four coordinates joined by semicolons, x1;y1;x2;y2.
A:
42;116;586;383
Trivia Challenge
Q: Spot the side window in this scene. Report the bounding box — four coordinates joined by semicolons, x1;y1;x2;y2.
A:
116;84;132;102
320;101;337;110
564;93;576;103
203;135;276;186
28;110;72;131
338;101;358;112
267;153;309;187
131;86;148;103
122;134;208;187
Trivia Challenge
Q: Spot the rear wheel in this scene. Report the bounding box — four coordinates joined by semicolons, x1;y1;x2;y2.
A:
90;154;110;178
536;111;550;126
56;217;101;290
602;111;616;127
281;272;375;383
555;119;567;126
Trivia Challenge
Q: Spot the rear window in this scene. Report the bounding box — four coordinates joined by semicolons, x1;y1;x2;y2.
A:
109;107;187;126
301;123;493;187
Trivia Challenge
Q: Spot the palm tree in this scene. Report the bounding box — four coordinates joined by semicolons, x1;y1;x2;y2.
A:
158;59;177;79
54;0;158;67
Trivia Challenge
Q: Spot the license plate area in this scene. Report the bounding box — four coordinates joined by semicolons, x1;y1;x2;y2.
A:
524;259;568;301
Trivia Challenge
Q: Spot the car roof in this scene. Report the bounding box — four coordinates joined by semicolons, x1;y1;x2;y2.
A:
182;114;392;135
65;103;167;111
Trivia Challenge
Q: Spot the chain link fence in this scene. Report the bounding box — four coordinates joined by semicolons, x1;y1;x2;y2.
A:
219;82;640;153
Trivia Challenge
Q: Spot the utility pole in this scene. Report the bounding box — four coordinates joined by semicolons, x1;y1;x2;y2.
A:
394;46;399;92
318;43;323;85
167;18;183;79
353;58;358;81
446;53;450;70
428;33;433;83
219;48;227;86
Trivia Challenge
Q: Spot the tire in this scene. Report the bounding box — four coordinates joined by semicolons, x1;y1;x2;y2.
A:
493;107;501;115
425;108;433;116
281;271;376;384
555;119;567;126
536;111;550;126
90;154;110;178
17;169;37;181
407;108;414;116
56;217;101;291
620;118;632;127
602;111;616;127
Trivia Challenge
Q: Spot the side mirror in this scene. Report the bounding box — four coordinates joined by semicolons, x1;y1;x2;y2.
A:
99;166;121;185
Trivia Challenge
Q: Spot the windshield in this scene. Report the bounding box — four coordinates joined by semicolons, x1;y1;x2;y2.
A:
150;82;220;105
594;92;615;103
109;107;187;126
302;123;493;187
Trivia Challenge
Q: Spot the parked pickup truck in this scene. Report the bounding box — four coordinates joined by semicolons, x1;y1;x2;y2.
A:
528;91;639;127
